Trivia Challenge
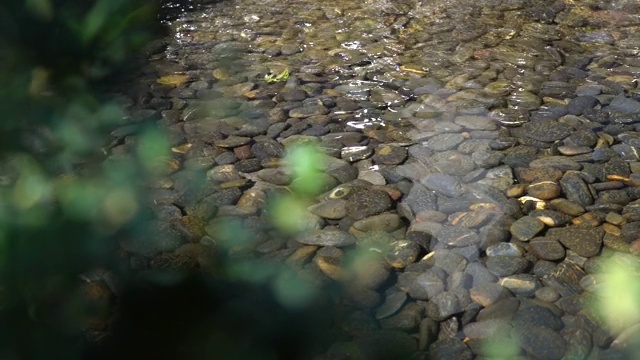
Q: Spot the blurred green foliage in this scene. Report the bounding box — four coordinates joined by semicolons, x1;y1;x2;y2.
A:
0;0;167;358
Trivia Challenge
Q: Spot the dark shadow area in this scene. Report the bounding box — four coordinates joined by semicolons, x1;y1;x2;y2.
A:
83;273;338;360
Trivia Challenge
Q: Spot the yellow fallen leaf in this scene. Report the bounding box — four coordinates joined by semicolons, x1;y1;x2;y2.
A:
171;143;192;154
399;65;428;75
157;74;189;87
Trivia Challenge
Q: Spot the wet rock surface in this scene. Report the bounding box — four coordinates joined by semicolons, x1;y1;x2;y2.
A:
95;0;640;358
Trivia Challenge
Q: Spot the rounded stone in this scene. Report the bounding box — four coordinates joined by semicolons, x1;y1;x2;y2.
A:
535;287;561;303
345;189;393;220
308;199;349;219
486;256;530;277
527;181;562;200
373;145;408;165
296;229;356;247
426;133;465;151
514;325;567;360
384;240;420;269
510;216;545;241
548;226;604;257
560;174;594;207
529;237;566;261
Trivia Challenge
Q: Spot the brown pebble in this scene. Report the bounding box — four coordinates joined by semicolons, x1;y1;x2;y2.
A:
234;144;253;160
605;212;626;226
592;181;625;191
602;223;621;236
572;212;602;227
630;239;640;256
286;245;319;267
506;184;527;198
516;167;563;183
527;181;562;200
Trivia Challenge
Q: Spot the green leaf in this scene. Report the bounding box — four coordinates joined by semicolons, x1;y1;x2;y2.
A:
264;68;290;83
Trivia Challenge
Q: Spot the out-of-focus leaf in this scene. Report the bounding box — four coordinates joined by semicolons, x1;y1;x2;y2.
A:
270;196;311;233
137;128;170;174
12;157;52;210
102;187;138;228
157;74;189;87
81;0;111;44
25;0;54;22
272;269;318;309
286;144;325;196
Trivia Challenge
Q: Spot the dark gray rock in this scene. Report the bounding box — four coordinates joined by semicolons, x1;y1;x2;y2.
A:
548;226;603;257
486;256;530;277
560;173;594;207
421;174;465;197
512;305;564;331
429;338;473;360
427;291;463;321
515;325;567;360
510;216;545;241
529;236;566;261
295;229;356;247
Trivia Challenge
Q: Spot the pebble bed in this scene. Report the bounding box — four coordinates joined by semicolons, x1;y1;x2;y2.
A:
101;0;640;358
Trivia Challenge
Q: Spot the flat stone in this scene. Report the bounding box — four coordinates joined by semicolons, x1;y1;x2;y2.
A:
529;210;572;227
548;226;603;257
549;198;585;216
486;256;530;277
409;271;446;300
510;216;545;241
308;199;349;219
470;283;511;308
427;291;463;321
516;167;563;183
529;156;582;171
421;173;465;197
519;119;574;142
486;242;525;257
372;145;408;166
560;174;594;207
375;290;407;320
346;189;393;220
426;133;465;151
341;146;373;162
515;325;567;360
609;94;640;114
430;151;476;176
499;274;540;297
437;226;480;247
454;115;498;130
529;237;566;261
296;229;356;247
351;213;402;233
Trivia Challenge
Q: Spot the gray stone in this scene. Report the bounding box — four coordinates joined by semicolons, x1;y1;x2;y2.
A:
421;174;465;197
548;226;603;257
426;133;465;151
529;236;566;261
560;173;594;207
437;226;480;247
427;291;463;321
295;229;356;247
510;216;545;241
486;256;530;277
409;271;446;300
515;325;567;360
